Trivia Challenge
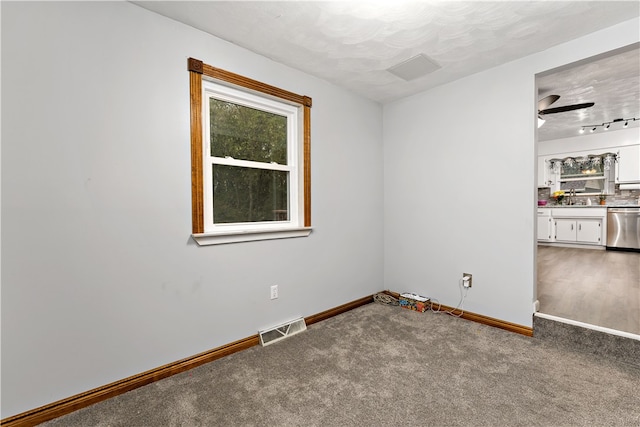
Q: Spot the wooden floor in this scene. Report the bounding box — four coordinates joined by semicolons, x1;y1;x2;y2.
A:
537;245;640;335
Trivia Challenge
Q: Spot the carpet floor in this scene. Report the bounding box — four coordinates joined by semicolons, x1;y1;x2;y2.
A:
41;303;640;426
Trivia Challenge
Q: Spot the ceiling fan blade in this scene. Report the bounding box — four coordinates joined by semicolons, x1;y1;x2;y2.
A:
539;102;595;115
538;94;560;110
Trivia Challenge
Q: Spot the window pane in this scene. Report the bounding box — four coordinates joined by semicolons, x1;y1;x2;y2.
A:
212;165;289;224
210;98;287;165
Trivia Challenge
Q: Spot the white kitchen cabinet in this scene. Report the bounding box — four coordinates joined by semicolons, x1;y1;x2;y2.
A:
537;209;553;241
537;157;548;187
537;156;558;188
551;208;605;245
616;145;640;184
555;219;576;241
577;219;602;244
554;218;602;244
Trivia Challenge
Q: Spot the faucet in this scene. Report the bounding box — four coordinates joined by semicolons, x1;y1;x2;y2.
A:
568;189;576;205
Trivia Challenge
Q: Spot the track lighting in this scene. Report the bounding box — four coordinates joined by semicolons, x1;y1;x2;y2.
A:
580;117;638;134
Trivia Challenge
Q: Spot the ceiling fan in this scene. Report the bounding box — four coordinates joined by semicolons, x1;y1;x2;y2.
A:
538;95;595;127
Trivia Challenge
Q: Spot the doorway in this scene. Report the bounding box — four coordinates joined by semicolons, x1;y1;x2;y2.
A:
535;44;640;339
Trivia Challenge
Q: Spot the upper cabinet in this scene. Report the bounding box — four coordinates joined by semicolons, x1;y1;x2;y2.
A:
537;155;560;189
537;156;551;187
616;145;640;184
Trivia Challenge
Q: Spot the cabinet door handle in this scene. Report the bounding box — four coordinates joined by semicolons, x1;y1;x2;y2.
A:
579;224;582;231
571;224;574;231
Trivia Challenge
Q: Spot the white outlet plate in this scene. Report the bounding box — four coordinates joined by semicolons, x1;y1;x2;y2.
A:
270;285;278;299
463;273;472;288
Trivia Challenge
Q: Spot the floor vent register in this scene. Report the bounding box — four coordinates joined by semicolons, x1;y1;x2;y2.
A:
259;317;307;346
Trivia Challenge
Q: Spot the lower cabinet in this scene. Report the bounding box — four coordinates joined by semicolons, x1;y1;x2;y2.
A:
538;208;606;247
554;218;602;244
537;214;553;242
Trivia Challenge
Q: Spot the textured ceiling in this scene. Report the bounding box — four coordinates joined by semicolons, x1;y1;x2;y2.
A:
537;45;640;141
132;1;640;141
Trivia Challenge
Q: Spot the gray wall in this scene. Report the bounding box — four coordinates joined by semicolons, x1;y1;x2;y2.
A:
383;18;639;327
1;2;383;417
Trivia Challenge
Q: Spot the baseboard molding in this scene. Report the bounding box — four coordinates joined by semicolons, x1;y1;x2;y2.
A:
383;290;533;337
1;295;374;427
305;295;373;326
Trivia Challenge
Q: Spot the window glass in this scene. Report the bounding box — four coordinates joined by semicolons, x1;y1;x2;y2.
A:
212;165;289;223
203;82;298;231
560;160;604;178
209;99;287;165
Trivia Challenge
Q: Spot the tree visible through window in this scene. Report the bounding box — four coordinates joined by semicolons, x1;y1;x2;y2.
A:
188;58;312;243
208;97;291;224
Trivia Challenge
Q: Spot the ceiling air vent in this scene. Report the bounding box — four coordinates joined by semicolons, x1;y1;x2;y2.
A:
259;317;307;346
387;53;441;81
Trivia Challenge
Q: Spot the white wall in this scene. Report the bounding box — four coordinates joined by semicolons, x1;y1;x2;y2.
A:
383;18;640;327
539;126;640;156
0;2;383;417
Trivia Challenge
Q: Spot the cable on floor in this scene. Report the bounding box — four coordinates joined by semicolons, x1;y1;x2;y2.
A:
429;280;469;317
373;292;399;306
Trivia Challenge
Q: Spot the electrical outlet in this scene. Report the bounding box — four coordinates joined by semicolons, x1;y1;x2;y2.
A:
270;285;278;300
463;273;472;288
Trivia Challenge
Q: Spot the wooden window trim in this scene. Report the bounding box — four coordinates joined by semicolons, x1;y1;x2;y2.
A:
188;57;311;236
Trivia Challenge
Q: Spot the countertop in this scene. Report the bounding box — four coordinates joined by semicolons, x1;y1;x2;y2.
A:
538;203;639;208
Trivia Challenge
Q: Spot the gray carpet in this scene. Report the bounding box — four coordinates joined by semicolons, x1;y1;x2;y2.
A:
534;315;640;368
42;303;640;426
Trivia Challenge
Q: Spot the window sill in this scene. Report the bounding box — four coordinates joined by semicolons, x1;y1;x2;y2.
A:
192;227;312;246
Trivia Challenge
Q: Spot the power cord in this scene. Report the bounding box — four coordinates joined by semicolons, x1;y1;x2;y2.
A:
424;278;469;317
373;292;400;306
375;281;469;317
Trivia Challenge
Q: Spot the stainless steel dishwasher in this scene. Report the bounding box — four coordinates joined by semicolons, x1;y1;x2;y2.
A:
606;207;640;251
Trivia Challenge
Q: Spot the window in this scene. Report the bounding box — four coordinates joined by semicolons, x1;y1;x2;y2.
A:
188;58;312;245
550;153;617;196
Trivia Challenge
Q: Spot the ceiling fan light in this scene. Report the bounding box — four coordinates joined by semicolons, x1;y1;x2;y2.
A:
537;117;545;128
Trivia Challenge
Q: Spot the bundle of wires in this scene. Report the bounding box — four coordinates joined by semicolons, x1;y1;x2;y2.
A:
373;292;399;306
